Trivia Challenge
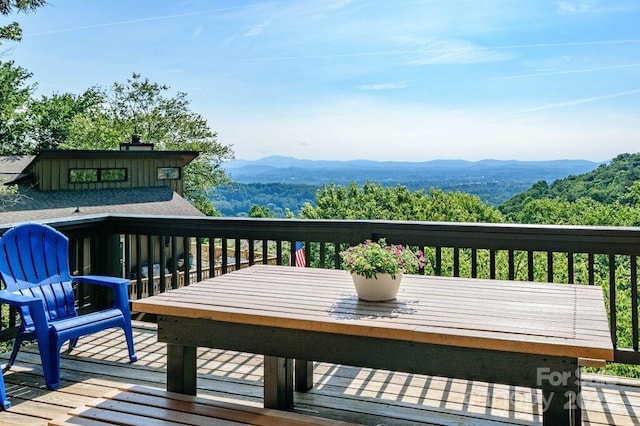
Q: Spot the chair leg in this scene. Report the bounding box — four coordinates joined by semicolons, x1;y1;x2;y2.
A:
0;371;10;410
6;334;27;369
68;338;79;351
33;329;60;390
122;324;137;363
41;340;62;390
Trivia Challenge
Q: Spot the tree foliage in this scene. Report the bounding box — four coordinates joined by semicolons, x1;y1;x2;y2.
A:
0;0;46;44
1;68;234;215
301;181;505;223
249;204;275;218
500;153;640;219
212;182;317;217
26;89;101;152
56;73;234;215
0;60;33;154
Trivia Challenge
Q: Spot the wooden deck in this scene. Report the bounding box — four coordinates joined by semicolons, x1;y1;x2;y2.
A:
0;322;638;425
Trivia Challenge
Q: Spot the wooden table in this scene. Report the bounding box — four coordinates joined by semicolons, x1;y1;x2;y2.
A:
132;265;613;425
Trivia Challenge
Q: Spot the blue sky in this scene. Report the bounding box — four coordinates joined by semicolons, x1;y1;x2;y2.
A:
4;0;640;162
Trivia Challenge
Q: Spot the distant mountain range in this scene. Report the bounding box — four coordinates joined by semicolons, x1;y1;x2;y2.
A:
214;156;605;215
224;155;601;186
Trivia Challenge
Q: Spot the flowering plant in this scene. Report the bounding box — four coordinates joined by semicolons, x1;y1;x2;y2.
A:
341;238;426;279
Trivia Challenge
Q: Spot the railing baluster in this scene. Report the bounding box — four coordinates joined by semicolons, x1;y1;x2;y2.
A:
319;242;326;268
183;237;190;287
159;236;167;292
547;251;553;283
508;250;515;281
276;240;282;266
489;250;496;279
234;239;242;271
196;238;203;282
609;254;617;349
527;251;534;281
288;240;294;267
304;240;310;268
170;236;178;289
453;247;460;277
588;253;595;285
207;238;215;277
221;238;228;274
567;252;574;284
248;239;255;266
435;246;442;276
124;234;131;280
69;237;83;303
470;248;477;278
147;235;154;296
136;234;143;298
262;239;269;265
632;256;638;352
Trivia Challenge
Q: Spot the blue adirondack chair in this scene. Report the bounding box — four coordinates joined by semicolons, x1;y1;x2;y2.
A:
0;223;137;390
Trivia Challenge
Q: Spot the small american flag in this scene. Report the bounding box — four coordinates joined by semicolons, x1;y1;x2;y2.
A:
294;241;306;267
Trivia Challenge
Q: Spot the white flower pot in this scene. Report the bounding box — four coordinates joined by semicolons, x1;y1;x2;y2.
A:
351;273;403;301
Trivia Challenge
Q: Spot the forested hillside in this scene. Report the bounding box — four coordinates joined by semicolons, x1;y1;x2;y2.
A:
499;153;640;220
212;183;318;217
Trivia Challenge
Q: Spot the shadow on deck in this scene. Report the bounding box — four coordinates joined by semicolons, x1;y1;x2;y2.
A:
0;322;638;425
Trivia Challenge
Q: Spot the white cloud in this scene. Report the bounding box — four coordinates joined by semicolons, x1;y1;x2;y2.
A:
556;0;597;15
244;22;268;37
410;39;514;65
494;63;640;80
555;0;640;15
512;89;640;114
358;83;407;91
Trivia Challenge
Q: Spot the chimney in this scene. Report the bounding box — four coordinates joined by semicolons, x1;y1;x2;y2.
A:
120;134;154;151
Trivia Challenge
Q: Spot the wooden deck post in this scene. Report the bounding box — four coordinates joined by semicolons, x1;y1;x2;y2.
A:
166;343;197;395
264;356;293;409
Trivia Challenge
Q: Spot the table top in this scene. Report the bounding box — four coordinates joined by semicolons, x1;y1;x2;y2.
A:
132;264;613;361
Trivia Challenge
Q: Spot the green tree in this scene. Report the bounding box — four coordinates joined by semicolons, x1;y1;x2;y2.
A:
500;153;640;219
0;0;46;44
515;197;640;227
26;89;101;152
249;204;275;218
61;73;234;215
301;181;504;223
0;60;33;154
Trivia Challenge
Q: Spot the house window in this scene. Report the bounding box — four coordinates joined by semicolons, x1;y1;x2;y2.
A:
157;167;180;180
100;168;127;182
69;168;128;183
69;169;98;183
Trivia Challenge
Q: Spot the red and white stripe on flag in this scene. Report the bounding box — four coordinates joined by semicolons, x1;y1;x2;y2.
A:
294;241;306;267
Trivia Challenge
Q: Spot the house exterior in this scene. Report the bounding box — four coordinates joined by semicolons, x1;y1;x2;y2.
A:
0;145;204;225
0;144;205;280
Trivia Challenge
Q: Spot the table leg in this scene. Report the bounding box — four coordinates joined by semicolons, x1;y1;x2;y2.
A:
295;359;313;392
540;362;581;425
166;343;197;395
264;356;293;409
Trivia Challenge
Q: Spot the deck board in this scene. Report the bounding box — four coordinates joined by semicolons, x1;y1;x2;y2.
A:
0;321;637;425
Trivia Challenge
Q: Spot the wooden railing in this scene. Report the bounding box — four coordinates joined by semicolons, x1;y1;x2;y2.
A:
1;214;639;366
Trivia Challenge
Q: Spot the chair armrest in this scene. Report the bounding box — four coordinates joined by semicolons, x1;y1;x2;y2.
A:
72;275;130;289
0;290;50;335
0;290;42;308
72;276;132;314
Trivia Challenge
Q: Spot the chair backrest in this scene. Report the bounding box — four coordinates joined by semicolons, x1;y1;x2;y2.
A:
0;223;77;326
